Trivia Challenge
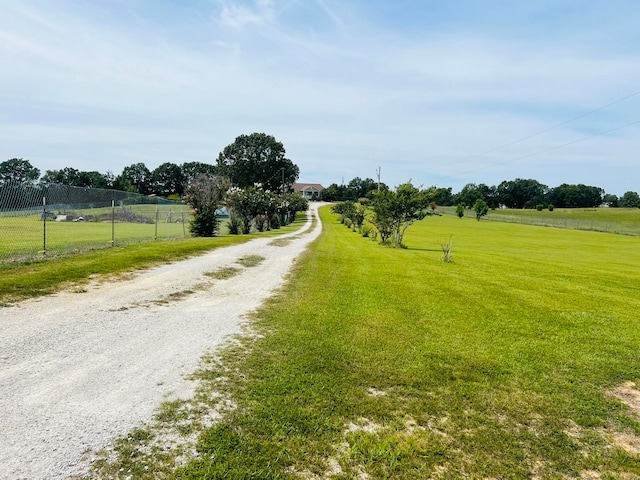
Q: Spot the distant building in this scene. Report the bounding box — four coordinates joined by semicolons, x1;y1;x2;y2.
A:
292;183;324;200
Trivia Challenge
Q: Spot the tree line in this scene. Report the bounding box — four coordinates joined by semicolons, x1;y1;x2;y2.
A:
1;133;307;237
0;132;300;200
0;157;216;198
323;177;640;209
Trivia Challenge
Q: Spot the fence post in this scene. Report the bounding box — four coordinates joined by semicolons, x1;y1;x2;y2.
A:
182;211;186;236
111;200;115;246
155;206;159;240
42;196;47;256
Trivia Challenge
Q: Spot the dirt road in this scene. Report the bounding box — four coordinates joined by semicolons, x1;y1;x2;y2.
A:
0;204;322;479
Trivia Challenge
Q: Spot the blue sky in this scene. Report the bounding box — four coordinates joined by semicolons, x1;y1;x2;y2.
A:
1;0;638;195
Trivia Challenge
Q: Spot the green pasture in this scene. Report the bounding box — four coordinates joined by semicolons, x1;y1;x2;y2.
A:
157;206;640;478
490;206;640;223
441;206;640;236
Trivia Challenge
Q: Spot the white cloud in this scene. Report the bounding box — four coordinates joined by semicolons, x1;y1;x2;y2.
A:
215;0;276;29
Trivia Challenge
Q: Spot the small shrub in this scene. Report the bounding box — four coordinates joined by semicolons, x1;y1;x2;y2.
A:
353;206;365;228
548;204;555;212
344;218;353;228
456;204;465;219
536;204;544;211
227;216;242;235
331;201;357;224
361;223;373;238
189;206;219;237
254;214;268;232
270;214;280;229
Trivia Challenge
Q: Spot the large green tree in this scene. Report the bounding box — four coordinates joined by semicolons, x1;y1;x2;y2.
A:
322;183;351;202
40;167;107;188
546;184;603;208
603;194;619;207
619;191;640;208
347;177;378;198
0;158;40;185
151;162;185;196
216;133;299;192
456;183;497;208
432;186;454;206
497;179;547;209
119;163;152;194
41;167;81;186
181;162;217;186
82;171;109;189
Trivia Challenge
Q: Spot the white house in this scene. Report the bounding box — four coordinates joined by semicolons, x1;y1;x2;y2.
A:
292;183;324;200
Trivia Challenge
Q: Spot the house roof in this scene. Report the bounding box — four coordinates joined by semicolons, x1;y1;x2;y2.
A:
292;183;324;191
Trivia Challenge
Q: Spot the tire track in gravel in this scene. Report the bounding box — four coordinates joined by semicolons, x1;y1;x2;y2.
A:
0;204;323;480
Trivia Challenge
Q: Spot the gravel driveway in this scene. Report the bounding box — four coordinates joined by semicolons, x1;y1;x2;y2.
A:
0;204;322;479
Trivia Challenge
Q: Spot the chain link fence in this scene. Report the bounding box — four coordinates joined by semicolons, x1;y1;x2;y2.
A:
0;181;193;263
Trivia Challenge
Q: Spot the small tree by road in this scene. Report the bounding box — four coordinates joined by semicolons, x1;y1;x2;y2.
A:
369;181;429;247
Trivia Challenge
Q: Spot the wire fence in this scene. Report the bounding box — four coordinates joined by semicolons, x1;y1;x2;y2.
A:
438;206;640;236
0;181;193;263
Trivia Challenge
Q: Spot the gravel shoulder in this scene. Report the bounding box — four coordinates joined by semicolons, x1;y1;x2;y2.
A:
0;204;323;480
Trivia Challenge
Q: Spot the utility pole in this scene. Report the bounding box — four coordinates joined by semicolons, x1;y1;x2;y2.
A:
376;167;381;191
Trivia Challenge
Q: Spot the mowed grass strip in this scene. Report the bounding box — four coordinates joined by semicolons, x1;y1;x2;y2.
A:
176;206;640;479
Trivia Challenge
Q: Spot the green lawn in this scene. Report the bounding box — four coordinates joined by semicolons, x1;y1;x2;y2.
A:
165;206;640;478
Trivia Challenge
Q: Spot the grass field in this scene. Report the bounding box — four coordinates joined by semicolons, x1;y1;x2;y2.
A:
489;206;640;223
440;206;640;236
1;204;196;262
151;206;640;478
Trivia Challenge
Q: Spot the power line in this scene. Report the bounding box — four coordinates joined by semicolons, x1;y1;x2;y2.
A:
461;118;640;174
451;90;640;165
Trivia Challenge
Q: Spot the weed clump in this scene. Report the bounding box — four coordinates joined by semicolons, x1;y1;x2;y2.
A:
441;236;454;263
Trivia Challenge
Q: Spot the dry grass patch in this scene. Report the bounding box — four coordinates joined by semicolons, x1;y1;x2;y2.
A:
204;266;241;279
608;382;640;419
610;432;640;455
268;238;293;247
236;255;265;267
604;381;640;456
